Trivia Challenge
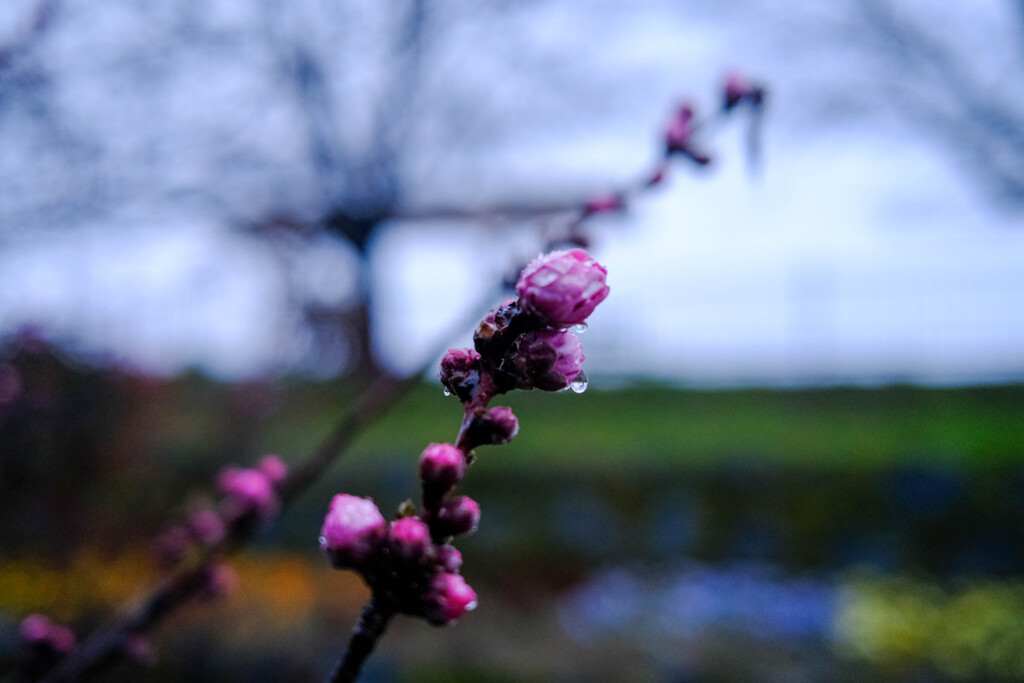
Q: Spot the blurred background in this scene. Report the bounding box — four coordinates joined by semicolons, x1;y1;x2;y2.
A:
1;0;1023;681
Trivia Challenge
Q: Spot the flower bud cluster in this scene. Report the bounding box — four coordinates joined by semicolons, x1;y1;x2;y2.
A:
20;614;76;655
218;454;287;523
442;249;608;404
155;455;286;569
321;249;608;634
319;487;478;626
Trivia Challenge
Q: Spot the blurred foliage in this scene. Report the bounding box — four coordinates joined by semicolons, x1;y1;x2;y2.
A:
836;575;1024;680
2;336;1024;680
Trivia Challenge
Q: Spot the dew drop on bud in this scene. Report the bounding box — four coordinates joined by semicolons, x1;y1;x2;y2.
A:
573;323;588;334
442;387;451;397
570;369;589;394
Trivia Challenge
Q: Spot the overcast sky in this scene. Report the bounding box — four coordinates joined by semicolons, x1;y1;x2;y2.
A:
1;0;1022;385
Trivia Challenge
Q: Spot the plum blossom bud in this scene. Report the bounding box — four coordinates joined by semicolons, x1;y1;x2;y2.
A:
435;544;463;573
124;635;156;665
424;573;478;625
217;467;278;521
419;443;466;490
199;562;238;600
187;508;226;547
473;298;518;355
438;348;480;402
464;406;519;448
257;454;288;485
583;193;625;216
664;103;712;165
515;250;609;328
154;525;192;568
320;494;388;570
665;103;695;155
389;517;432;562
508;329;584;392
20;614;76;654
434;496;481;537
723;72;764;111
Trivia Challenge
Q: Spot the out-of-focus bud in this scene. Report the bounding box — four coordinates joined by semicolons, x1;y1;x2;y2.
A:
154;525;192;568
515;250;609;328
435;544;463;573
438;348;481;402
20;614;76;654
433;496;481;537
424;573;478;626
665;103;695;155
723;71;765;111
419;443;466;490
646;166;668;187
187;507;226;547
583;193;625;217
319;494;388;570
665;102;713;166
217;467;278;521
507;329;584;392
198;562;239;600
124;635;157;666
463;406;519;449
389;517;433;562
257;454;288;485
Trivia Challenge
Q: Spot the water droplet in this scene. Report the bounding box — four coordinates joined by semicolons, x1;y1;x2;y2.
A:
573;323;588;334
318;535;326;546
442;387;451;397
570;369;589;394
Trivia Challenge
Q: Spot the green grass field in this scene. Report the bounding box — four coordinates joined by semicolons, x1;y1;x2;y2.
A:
260;381;1024;473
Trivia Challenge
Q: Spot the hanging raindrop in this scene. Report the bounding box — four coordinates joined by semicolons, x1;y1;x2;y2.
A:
573;323;588;334
570;369;589;394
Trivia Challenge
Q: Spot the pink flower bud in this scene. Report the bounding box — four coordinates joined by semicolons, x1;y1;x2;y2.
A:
583;194;625;216
419;443;466;489
665;103;695;155
199;562;238;600
425;573;478;625
20;614;76;654
320;494;388;569
723;71;764;111
508;329;584;392
464;406;519;448
217;467;278;521
434;496;480;537
258;454;288;485
438;348;480;402
515;249;609;328
154;525;192;568
389;517;432;561
187;508;226;546
124;635;156;665
435;544;463;573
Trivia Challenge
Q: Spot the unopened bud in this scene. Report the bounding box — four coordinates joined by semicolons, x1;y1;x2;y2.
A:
319;494;388;570
438;348;481;402
424;573;478;626
464;406;519;448
419;443;466;490
515;250;609;328
389;517;433;562
433;496;481;537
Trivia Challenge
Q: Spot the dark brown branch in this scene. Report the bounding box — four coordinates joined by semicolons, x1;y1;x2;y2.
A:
327;598;394;683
